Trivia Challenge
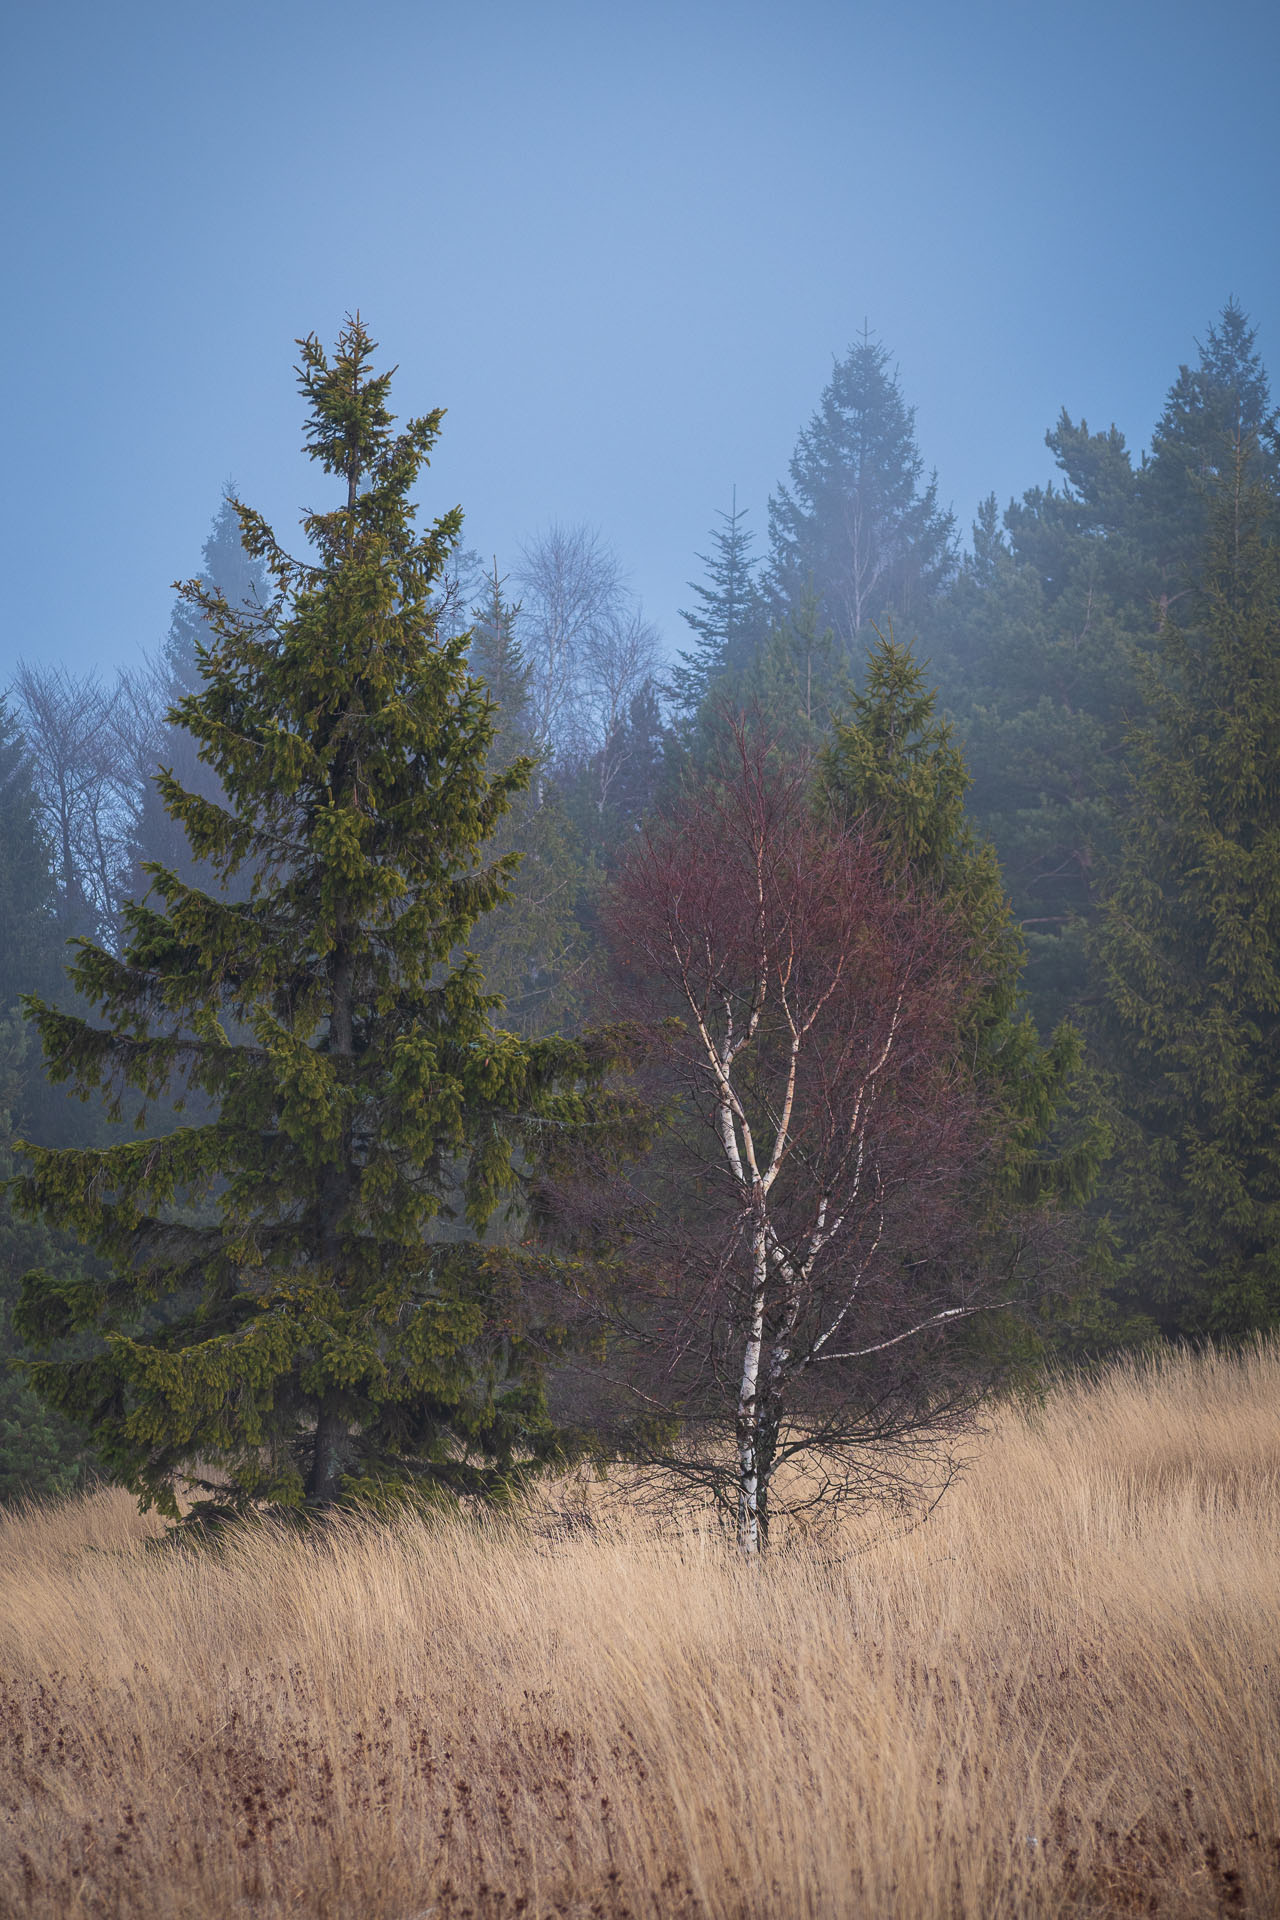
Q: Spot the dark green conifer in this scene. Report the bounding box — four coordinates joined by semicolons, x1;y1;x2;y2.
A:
820;634;1102;1211
1139;300;1280;588
768;333;956;646
671;493;763;720
1096;453;1280;1336
13;318;620;1519
132;492;273;899
466;564;589;1035
741;586;847;756
0;1014;98;1503
0;700;61;1038
928;431;1147;1034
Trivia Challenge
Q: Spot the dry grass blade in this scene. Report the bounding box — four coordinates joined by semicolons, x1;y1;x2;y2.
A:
2;1340;1279;1917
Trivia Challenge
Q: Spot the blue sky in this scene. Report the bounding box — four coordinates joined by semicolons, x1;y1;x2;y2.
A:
3;0;1278;679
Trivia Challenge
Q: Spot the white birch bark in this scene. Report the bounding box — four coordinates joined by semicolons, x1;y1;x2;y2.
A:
736;1219;768;1555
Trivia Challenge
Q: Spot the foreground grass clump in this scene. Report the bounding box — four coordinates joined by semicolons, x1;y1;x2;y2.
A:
2;1344;1279;1918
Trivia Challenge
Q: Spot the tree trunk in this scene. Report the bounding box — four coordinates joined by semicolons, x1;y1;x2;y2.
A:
307;1395;349;1506
736;1222;768;1555
755;1410;779;1551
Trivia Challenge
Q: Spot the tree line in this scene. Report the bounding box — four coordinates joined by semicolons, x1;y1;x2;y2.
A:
0;305;1275;1548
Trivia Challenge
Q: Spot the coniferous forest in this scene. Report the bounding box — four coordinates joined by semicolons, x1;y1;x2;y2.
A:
4;304;1277;1518
6;307;1280;1917
8;0;1280;1902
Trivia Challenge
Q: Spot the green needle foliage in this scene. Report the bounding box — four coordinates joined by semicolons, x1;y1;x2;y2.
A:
820;633;1104;1214
12;318;625;1521
1097;453;1280;1337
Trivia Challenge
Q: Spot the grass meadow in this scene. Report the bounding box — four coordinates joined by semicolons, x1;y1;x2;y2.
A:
2;1341;1279;1918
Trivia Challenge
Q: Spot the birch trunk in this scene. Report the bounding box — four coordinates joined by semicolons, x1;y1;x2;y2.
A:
736;1218;768;1555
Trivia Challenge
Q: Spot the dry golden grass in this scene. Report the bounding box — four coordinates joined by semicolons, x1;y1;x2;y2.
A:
3;1342;1280;1918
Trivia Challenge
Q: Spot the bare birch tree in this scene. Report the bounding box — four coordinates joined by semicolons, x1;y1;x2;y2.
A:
559;728;1034;1553
512;523;659;792
578;604;661;811
514;522;625;754
12;659;169;947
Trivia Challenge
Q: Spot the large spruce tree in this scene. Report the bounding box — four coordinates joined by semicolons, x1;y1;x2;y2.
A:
13;319;616;1519
820;635;1100;1213
1096;453;1280;1336
768;332;955;647
1139;299;1280;589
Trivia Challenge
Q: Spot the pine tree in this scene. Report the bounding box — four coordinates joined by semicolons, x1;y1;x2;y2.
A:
13;318;621;1519
1096;454;1280;1336
670;492;763;720
768;332;956;648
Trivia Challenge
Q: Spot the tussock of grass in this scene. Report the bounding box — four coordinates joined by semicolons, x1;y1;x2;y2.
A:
3;1342;1279;1917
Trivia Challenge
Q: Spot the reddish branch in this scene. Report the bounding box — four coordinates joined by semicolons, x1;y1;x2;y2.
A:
557;724;1031;1552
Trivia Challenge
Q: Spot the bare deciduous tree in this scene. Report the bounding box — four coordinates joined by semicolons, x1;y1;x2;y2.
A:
13;658;167;946
512;523;660;793
555;728;1039;1553
579;604;661;811
514;522;624;754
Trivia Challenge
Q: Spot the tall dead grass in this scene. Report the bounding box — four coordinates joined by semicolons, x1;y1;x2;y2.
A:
2;1340;1279;1918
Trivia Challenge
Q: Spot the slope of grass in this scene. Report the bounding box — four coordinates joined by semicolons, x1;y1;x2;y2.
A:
2;1341;1279;1917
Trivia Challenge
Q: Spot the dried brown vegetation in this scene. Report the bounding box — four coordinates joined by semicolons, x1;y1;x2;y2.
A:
2;1341;1279;1918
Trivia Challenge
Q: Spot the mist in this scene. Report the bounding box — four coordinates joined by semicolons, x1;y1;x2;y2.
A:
3;0;1276;682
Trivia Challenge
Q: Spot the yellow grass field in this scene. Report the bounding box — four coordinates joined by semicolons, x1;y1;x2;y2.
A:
2;1342;1279;1918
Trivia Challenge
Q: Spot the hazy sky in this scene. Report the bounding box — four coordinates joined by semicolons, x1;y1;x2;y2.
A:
4;0;1278;681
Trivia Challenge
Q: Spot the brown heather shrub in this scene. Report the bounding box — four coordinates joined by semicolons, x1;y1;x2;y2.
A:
2;1340;1279;1918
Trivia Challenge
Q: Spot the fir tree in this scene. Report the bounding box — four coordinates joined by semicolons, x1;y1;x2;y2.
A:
1096;453;1280;1336
468;561;535;739
0;1014;98;1503
133;491;273;899
0;693;103;1500
1139;299;1280;589
740;586;847;756
768;332;956;647
164;490;274;698
466;564;590;1036
929;308;1280;1039
13;318;622;1519
671;492;763;720
0;699;61;1037
928;423;1149;1034
819;634;1101;1215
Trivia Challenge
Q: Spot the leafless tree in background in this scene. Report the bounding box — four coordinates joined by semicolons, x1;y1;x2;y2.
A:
13;658;168;947
578;603;661;810
512;524;660;794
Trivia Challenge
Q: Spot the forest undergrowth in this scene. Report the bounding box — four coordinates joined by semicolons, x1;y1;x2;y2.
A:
2;1341;1279;1919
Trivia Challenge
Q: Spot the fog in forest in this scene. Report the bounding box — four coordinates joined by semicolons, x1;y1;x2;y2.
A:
3;0;1277;683
5;12;1280;1911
